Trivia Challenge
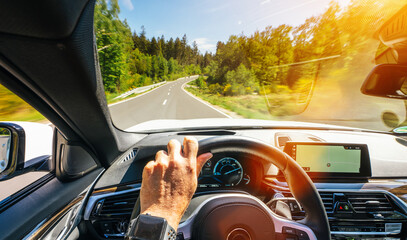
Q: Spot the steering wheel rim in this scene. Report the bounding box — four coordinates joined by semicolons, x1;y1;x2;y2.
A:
186;136;331;240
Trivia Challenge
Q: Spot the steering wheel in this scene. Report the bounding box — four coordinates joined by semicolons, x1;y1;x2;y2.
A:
130;136;330;239
176;136;331;240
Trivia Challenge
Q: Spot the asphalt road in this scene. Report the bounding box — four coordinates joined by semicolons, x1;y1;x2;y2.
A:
109;76;230;130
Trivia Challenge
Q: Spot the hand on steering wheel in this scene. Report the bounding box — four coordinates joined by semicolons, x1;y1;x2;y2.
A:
139;137;212;230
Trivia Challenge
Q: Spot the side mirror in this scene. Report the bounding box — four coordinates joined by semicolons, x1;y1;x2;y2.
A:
361;64;407;99
0;122;25;180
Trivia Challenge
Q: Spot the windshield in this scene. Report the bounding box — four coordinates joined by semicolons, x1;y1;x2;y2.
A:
95;0;407;132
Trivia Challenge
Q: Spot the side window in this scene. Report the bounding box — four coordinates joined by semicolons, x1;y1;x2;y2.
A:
0;84;52;202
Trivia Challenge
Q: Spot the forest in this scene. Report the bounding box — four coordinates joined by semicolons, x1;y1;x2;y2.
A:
188;0;406;117
200;0;404;94
94;0;212;94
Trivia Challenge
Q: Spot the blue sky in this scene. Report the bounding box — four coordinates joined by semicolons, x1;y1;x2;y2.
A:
117;0;349;53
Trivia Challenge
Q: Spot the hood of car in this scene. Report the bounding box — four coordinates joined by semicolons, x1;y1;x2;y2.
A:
125;118;363;133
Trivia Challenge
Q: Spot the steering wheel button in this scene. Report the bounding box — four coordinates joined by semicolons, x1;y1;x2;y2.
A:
282;226;296;234
296;230;309;240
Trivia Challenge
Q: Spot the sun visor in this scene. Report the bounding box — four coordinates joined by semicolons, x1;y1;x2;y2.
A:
0;0;88;39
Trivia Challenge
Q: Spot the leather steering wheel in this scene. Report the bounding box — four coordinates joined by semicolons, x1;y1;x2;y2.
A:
176;136;331;240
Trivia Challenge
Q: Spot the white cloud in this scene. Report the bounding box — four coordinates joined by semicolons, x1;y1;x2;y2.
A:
260;0;271;5
122;0;134;11
238;20;242;25
193;38;216;53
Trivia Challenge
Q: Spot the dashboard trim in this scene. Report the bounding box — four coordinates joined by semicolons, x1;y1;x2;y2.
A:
331;230;400;236
22;196;83;240
84;184;407;239
85;186;319;239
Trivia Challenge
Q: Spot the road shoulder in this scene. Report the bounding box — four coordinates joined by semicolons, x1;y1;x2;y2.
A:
182;80;242;119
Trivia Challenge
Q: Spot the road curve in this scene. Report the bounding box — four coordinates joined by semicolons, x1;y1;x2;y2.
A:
109;76;229;130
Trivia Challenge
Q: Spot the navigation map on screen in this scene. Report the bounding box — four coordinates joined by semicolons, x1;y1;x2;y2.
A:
293;145;361;173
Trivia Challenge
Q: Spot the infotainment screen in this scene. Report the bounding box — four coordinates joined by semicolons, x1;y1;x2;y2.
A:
282;142;371;179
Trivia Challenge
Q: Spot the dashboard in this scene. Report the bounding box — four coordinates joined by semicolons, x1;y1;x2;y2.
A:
83;129;407;240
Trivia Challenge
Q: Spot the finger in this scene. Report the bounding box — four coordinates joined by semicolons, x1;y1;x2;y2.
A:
140;161;156;212
142;160;156;178
167;139;182;158
183;136;198;160
196;152;213;177
155;150;169;168
155;150;168;160
157;155;170;168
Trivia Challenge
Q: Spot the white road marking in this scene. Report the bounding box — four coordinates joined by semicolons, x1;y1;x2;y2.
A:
163;99;167;105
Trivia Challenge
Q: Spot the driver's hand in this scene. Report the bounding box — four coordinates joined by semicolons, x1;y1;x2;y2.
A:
140;137;213;230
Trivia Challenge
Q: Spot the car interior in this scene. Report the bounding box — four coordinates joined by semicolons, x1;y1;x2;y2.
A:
0;0;407;240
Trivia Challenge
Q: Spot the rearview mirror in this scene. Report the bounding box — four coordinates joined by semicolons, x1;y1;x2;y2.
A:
0;122;25;180
376;5;407;64
361;64;407;100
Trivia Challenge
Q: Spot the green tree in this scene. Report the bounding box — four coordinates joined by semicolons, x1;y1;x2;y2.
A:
149;37;160;56
158;56;169;79
95;0;134;92
224;64;258;96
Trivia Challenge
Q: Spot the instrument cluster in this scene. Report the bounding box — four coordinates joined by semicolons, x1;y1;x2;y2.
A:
197;154;261;189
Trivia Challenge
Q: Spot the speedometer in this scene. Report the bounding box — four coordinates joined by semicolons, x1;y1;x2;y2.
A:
213;157;243;186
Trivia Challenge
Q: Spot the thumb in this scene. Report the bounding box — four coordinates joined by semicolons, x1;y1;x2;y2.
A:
196;152;213;177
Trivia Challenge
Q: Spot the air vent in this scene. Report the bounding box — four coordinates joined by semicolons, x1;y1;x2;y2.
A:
330;221;386;232
120;149;138;164
396;137;407;147
345;193;393;212
319;192;334;212
93;191;139;217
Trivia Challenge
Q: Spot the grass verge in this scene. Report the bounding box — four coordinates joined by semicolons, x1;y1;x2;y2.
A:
0;85;46;122
106;83;165;105
185;87;274;120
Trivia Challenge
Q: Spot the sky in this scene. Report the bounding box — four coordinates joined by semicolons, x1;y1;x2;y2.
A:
117;0;351;53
